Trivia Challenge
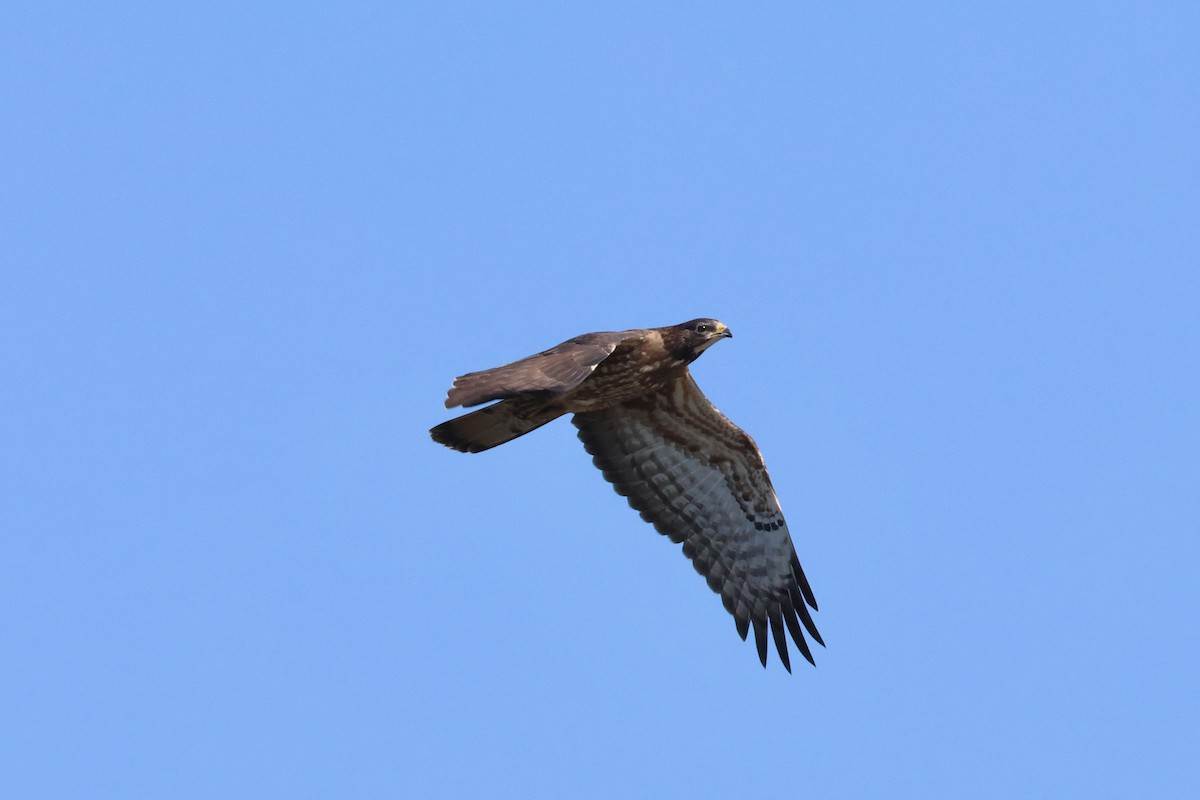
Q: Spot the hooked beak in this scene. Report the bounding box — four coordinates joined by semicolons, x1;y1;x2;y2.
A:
717;323;733;339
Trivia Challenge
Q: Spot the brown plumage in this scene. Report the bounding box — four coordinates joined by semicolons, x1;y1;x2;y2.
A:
430;319;823;671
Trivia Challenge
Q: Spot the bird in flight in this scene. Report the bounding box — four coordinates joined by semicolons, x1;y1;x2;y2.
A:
430;319;822;670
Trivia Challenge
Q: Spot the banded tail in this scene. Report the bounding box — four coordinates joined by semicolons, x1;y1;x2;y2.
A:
430;398;563;453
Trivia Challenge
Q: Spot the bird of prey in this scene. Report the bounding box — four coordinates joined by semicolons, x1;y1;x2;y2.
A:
429;319;822;670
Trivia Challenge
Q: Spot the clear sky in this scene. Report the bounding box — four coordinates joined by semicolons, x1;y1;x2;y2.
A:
3;2;1198;798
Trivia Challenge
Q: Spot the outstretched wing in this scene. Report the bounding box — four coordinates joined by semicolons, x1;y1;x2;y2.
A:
445;331;632;409
572;373;822;671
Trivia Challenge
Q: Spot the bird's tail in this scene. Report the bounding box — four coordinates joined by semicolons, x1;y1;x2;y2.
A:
430;398;563;453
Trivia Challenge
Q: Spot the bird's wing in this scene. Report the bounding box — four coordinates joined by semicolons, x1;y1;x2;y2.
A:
444;331;633;409
572;373;822;670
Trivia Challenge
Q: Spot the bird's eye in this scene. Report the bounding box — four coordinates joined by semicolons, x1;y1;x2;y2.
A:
695;323;709;333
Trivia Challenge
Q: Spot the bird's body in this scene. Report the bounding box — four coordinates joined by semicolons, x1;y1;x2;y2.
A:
559;331;682;411
430;319;823;670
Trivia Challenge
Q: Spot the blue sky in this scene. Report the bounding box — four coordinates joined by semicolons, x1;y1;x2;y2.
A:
3;2;1199;797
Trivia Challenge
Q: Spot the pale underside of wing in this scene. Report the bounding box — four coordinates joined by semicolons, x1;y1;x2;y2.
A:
444;331;634;409
572;373;822;670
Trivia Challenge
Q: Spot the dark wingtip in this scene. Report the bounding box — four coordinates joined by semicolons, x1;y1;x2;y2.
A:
752;618;768;667
792;553;819;610
781;596;819;667
786;584;822;647
769;606;792;673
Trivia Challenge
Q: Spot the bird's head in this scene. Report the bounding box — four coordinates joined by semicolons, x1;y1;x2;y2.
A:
668;318;733;361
